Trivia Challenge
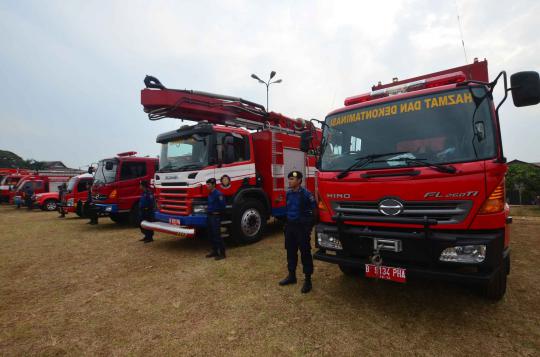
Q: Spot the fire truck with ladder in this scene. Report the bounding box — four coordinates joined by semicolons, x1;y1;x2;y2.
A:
299;59;540;300
140;76;321;244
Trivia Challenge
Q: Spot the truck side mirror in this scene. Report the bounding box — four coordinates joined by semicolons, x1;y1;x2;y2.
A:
511;71;540;107
300;131;312;152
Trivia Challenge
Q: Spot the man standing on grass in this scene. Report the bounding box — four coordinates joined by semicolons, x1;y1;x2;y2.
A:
58;183;67;218
205;178;226;260
279;171;316;294
139;180;155;243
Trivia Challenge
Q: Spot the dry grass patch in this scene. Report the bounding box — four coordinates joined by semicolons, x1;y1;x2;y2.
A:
1;205;539;356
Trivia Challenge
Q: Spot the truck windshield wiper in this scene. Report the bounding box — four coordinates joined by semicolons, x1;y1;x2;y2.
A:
396;158;457;174
336;151;411;179
177;163;204;171
159;163;175;172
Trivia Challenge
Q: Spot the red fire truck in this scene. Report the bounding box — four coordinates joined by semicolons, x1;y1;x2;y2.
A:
89;152;158;225
0;170;31;202
10;170;82;208
139;76;321;244
300;59;540;300
60;173;94;216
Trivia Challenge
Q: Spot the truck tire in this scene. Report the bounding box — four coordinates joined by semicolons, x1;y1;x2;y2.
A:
43;199;58;211
110;213;129;224
129;204;141;227
232;199;266;244
339;264;362;276
76;201;84;217
482;267;507;301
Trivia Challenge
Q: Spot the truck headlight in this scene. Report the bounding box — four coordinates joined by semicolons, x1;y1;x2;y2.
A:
105;206;113;212
439;245;486;263
67;198;74;207
317;232;343;250
192;204;207;214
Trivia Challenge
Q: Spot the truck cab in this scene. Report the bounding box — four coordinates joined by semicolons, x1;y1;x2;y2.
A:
62;173;94;216
304;60;540;300
11;177;43;206
0;174;29;203
90;152;158;225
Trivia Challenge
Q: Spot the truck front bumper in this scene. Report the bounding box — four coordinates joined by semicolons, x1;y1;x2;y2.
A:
154;211;207;227
92;203;119;215
314;223;508;286
140;220;195;237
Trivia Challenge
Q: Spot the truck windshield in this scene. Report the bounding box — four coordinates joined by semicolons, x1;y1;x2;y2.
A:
66;177;78;193
94;159;118;184
160;134;210;172
321;87;496;171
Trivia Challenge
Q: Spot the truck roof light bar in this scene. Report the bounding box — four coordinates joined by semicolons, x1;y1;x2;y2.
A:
344;71;467;106
117;151;137;157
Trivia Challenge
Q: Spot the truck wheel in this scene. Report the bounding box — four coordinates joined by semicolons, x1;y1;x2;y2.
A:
43;199;58;211
76;201;84;217
232;199;266;244
129;204;141;227
482;267;507;301
339;264;362;276
110;213;129;224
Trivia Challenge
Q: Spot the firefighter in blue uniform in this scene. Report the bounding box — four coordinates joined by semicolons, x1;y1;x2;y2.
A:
85;182;98;225
24;185;34;210
279;171;316;293
205;178;226;260
139;180;155;243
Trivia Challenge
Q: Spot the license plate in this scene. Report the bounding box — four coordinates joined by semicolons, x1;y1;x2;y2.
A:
169;218;181;226
365;264;406;283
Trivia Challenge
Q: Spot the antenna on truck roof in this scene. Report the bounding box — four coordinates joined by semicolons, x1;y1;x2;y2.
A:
455;0;469;64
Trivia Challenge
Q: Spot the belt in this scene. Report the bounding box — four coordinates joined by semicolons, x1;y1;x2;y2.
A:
208;212;221;215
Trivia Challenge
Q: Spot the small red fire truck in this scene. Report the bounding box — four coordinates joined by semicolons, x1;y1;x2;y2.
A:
0;170;30;202
60;173;94;216
300;59;540;299
11;170;82;208
139;76;321;244
89;152;158;225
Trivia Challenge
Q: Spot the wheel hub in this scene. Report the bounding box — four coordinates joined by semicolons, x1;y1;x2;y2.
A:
241;208;261;237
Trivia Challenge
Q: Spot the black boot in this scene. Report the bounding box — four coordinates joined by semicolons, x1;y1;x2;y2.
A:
301;275;312;294
279;272;297;286
214;250;226;260
206;251;218;258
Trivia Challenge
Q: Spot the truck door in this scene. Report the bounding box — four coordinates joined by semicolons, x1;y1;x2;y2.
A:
215;133;253;188
76;179;92;200
117;161;147;211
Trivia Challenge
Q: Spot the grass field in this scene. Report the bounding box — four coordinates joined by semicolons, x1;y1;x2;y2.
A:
1;205;539;356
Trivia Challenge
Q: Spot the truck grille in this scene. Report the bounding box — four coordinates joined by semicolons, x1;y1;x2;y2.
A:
158;187;189;215
332;200;472;224
93;194;108;201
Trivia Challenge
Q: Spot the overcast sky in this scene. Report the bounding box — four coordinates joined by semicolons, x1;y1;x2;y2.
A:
1;0;539;168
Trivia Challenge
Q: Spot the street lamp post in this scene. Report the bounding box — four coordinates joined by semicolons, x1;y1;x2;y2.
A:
251;71;282;111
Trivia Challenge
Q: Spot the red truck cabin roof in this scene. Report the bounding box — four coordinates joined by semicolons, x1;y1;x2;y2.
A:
333;59;489;116
328;82;486;117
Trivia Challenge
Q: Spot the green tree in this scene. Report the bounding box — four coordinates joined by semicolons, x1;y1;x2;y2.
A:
506;163;540;204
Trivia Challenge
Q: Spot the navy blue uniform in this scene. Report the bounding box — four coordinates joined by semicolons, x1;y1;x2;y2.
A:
24;187;34;210
139;190;155;240
285;187;316;275
207;189;226;254
86;187;98;224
